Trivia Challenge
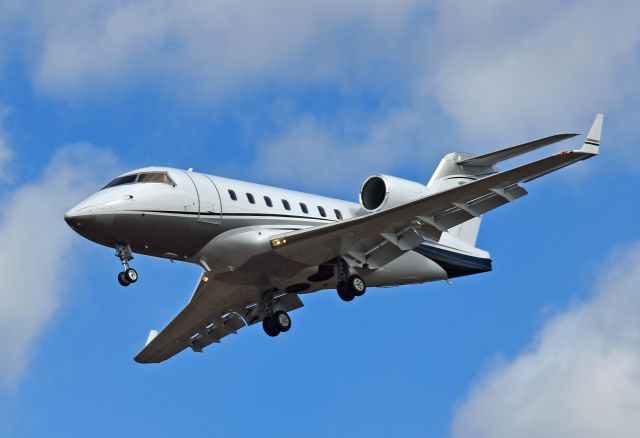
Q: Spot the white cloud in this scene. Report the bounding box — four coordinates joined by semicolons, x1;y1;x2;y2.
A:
2;0;638;191
429;0;640;142
254;104;448;191
6;0;638;134
27;0;426;101
451;241;640;438
251;0;640;189
0;143;119;389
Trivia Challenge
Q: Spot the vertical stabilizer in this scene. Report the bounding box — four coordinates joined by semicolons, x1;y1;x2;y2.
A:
449;217;482;247
426;152;492;249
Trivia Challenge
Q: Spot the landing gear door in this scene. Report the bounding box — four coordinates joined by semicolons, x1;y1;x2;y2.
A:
184;171;222;224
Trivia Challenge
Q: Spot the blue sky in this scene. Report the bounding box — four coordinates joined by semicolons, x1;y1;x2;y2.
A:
0;1;639;437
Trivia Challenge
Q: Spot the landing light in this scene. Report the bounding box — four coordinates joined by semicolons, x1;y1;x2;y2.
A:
271;237;287;248
202;276;209;283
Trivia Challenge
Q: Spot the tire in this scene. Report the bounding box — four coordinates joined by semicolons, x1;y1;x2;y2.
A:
118;271;130;287
347;275;366;297
262;316;280;337
337;281;355;302
272;310;291;333
124;268;138;283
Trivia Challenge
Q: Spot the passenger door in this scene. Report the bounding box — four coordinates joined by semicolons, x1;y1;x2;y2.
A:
183;171;222;224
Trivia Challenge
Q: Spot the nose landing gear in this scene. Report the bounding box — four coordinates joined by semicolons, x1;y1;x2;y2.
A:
115;243;138;287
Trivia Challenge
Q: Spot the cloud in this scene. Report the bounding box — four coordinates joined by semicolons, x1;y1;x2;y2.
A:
251;0;640;190
27;0;426;101
8;1;639;128
451;241;640;438
3;0;638;192
0;143;119;389
254;103;451;192
429;0;640;142
0;109;12;182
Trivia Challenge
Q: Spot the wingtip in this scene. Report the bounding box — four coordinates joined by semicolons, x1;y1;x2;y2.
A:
145;329;159;346
580;113;604;154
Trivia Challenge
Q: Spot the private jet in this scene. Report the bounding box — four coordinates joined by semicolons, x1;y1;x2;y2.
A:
64;114;604;363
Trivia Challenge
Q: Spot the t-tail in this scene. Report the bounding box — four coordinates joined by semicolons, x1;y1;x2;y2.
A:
427;113;604;252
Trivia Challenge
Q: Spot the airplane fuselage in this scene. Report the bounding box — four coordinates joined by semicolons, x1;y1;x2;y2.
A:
65;166;490;294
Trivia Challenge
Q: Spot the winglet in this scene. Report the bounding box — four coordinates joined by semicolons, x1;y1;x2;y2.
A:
580;113;604;154
145;330;158;347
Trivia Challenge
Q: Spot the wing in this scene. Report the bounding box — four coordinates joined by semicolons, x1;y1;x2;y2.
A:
135;274;303;363
457;133;579;167
271;137;600;269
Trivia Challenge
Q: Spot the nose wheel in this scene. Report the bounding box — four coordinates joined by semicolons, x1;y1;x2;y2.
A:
117;268;138;286
115;243;138;287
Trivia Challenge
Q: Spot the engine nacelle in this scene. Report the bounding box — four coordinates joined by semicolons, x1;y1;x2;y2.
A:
359;174;428;212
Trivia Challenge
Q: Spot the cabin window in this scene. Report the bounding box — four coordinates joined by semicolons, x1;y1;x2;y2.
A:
282;199;291;210
318;206;327;217
300;203;309;214
264;196;273;207
246;193;255;204
334;209;343;220
228;189;237;201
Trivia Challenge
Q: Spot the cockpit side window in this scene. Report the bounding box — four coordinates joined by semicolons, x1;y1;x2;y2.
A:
137;172;174;184
102;172;175;190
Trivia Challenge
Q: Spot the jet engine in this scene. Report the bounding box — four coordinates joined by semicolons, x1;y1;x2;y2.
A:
359;174;428;212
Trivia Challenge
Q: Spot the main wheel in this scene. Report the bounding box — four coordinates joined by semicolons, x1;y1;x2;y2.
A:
347;275;366;296
262;316;280;337
337;281;355;302
117;271;130;287
124;268;138;283
272;310;292;332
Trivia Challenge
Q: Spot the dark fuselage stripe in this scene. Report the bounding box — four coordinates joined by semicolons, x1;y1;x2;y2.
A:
131;210;337;222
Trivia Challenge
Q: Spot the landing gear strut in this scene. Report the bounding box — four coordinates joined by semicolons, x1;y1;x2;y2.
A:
115;243;138;287
336;259;366;302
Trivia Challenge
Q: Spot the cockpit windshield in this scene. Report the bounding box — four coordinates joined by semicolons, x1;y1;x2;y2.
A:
102;172;175;190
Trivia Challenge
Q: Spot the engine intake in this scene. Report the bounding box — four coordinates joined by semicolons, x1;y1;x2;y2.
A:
359;174;428;212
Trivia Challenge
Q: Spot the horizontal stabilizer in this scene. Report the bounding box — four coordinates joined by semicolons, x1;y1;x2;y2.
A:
458;133;579;167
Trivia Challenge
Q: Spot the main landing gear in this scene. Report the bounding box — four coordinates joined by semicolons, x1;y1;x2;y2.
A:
262;310;292;337
115;243;138;287
337;275;367;301
336;259;366;302
258;291;293;337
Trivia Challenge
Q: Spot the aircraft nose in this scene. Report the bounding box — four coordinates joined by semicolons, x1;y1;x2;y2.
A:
64;209;77;226
64;204;95;230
